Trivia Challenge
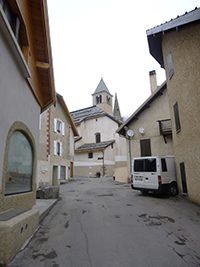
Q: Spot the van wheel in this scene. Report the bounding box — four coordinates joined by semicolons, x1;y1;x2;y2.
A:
141;190;148;195
168;183;178;196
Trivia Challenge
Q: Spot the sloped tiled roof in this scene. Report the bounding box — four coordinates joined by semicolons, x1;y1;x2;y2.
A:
117;81;167;136
92;78;112;96
70;105;122;125
70;106;106;124
75;140;115;153
146;7;200;36
57;94;79;136
146;7;200;67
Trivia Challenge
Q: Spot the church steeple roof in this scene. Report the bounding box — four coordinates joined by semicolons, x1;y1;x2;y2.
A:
113;93;122;121
92;78;113;96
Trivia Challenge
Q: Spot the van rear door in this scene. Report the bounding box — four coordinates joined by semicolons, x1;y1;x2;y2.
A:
144;158;158;189
133;159;145;188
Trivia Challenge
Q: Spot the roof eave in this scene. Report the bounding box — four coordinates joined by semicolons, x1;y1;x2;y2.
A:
146;7;200;68
57;94;79;137
117;81;167;136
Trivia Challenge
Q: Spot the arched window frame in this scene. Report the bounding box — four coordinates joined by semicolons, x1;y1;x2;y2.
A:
99;95;102;103
2;121;36;196
95;132;101;143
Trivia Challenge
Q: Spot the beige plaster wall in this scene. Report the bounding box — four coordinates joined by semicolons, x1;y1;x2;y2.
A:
92;92;113;116
126;88;174;176
162;24;200;204
0;32;40;212
37;100;75;186
75;147;115;177
74;115;127;179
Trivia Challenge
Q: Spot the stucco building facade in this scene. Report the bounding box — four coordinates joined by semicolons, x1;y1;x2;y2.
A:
117;75;174;180
146;7;200;205
71;78;127;182
37;94;79;187
0;0;55;263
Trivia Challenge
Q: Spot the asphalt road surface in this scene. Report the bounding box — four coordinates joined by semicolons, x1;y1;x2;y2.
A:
8;177;200;267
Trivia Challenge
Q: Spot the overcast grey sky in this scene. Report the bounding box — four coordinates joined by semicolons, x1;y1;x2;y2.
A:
47;0;199;118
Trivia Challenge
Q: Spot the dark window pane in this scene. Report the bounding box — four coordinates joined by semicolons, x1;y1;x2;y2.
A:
161;158;167;172
180;162;188;194
5;131;33;195
96;133;101;143
88;153;93;158
134;160;144;172
145;158;156;172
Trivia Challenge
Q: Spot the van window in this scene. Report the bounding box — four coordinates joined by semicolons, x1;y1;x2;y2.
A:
134;158;156;172
145;158;156;172
134;160;144;172
161;158;167;172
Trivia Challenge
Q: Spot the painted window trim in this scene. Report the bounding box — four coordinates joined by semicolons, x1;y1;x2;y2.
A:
0;4;30;78
54;140;62;156
2;121;36;197
54;118;65;136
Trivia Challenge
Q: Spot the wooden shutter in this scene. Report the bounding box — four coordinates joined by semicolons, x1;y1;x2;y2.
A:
54;140;57;155
167;51;174;79
58;166;61;179
173;102;181;132
54;118;57;132
60;142;62;156
140;139;151;157
62;122;65;136
65;166;68;180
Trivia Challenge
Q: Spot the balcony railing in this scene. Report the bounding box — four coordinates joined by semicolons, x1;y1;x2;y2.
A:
157;119;172;135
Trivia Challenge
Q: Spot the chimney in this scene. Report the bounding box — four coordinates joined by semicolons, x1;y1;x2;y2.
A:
149;70;157;94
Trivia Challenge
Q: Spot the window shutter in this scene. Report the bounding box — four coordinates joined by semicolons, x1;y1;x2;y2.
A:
54;118;57;132
60;142;62;156
167;51;174;79
140;139;151;157
58;166;61;179
62;122;65;136
173;102;181;132
54;140;57;155
65;167;68;180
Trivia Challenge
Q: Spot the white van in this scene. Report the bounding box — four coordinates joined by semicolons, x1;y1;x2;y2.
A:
131;156;177;196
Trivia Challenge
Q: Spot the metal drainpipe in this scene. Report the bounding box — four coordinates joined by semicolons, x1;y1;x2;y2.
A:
102;150;104;177
128;137;132;183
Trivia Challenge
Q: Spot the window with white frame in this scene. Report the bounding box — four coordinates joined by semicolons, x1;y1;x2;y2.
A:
54;118;65;135
54;140;62;156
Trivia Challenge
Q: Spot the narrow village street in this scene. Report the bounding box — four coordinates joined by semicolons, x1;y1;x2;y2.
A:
8;177;200;267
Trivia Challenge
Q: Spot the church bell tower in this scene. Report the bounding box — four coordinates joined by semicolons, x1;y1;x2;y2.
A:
92;78;113;116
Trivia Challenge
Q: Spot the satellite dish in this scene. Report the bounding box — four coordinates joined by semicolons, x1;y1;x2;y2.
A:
127;129;134;137
139;127;145;134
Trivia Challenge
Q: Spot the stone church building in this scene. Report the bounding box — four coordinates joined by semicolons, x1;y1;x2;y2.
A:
70;78;128;181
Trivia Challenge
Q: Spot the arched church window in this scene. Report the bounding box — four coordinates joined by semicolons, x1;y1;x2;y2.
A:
107;96;110;105
95;133;101;143
99;95;102;103
96;96;99;104
5;131;33;195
